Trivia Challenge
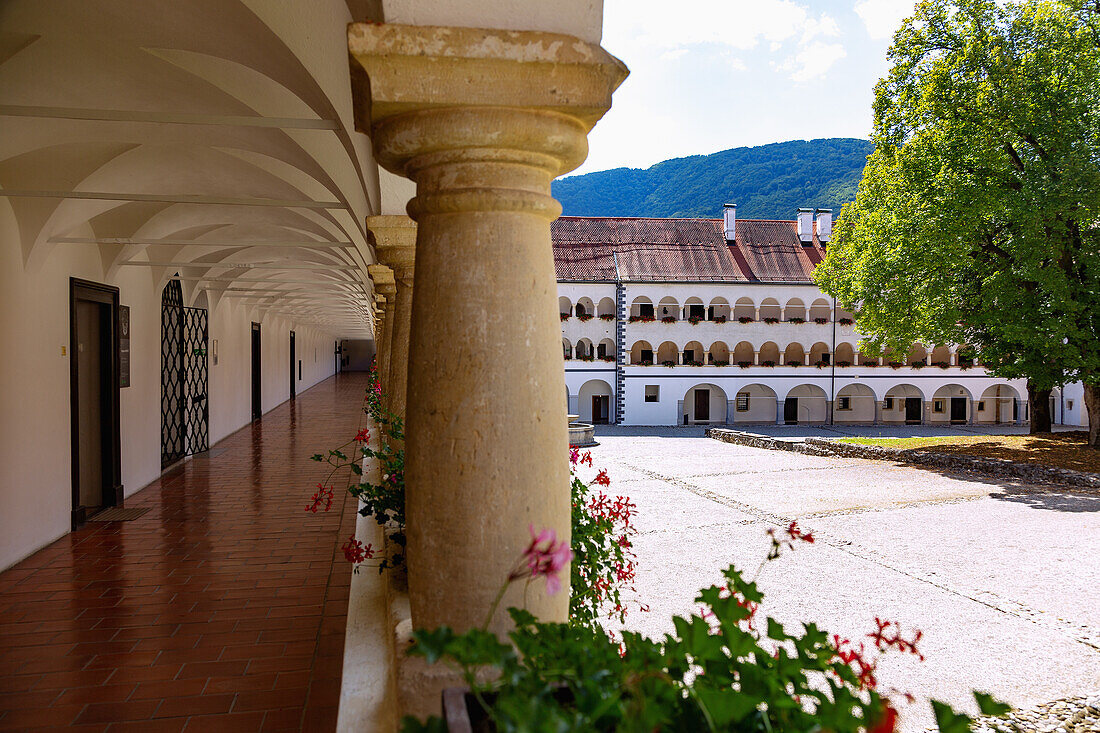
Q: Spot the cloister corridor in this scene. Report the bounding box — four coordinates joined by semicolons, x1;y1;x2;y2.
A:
0;374;366;731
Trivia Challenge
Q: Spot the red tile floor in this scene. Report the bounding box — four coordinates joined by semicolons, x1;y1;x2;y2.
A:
0;374;368;731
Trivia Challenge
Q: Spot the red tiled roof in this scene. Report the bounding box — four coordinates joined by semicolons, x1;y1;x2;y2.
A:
552;216;826;283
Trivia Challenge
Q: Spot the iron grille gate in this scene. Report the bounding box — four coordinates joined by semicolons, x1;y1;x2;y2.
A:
161;280;209;468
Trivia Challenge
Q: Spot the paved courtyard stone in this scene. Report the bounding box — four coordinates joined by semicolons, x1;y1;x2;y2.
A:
587;426;1100;733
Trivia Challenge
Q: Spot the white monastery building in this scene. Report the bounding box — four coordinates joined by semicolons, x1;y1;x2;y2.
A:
556;205;1084;428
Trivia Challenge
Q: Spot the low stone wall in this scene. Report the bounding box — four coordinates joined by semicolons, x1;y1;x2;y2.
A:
707;428;1100;490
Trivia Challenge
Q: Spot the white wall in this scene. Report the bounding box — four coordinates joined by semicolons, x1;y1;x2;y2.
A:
0;225;340;571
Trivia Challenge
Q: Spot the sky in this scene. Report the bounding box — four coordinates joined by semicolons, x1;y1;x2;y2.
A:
572;0;920;175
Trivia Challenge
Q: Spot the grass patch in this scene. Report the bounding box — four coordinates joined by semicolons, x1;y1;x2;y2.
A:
836;432;1100;473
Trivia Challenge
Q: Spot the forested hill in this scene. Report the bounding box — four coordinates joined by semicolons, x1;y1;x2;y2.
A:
552;138;874;221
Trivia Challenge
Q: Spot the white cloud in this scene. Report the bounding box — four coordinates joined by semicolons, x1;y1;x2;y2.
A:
854;0;918;40
779;40;847;81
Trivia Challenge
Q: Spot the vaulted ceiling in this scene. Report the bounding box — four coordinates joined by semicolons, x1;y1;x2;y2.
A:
0;0;385;336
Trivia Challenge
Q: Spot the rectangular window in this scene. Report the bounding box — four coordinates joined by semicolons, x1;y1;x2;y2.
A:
644;385;659;403
883;397;894;410
837;396;851;411
933;400;945;413
977;400;986;411
736;393;750;411
1067;400;1074;410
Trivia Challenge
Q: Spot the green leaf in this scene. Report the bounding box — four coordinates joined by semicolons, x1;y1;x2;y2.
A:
974;691;1011;717
931;699;973;733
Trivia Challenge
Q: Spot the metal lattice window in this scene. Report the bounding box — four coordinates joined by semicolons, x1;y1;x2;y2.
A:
161;280;209;468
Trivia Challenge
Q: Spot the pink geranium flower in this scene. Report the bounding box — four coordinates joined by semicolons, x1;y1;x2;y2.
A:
511;524;572;595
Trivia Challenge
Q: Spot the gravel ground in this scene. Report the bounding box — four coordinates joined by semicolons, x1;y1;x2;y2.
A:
584;426;1100;733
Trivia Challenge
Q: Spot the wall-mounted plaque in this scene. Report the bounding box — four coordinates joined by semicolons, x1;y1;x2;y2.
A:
119;305;130;388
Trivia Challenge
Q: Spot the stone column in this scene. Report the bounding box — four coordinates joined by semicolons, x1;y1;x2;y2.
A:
753;350;760;366
369;215;417;421
368;265;397;402
776;399;785;425
873;398;882;425
350;23;627;636
372;296;386;376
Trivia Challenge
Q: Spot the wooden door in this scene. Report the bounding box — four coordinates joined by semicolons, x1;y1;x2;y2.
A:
950;398;967;422
251;323;262;420
694;389;710;422
784;398;798;424
905;397;922;423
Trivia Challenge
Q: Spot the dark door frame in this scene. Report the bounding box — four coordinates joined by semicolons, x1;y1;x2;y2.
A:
784;398;798;425
251;322;262;420
905;397;923;424
694;388;710;422
69;278;123;529
289;330;296;400
950;397;967;423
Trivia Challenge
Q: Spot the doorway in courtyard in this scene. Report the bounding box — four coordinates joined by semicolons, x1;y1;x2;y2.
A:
784;398;798;424
905;397;922;423
695;389;710;421
70;278;122;527
591;395;610;424
951;397;967;423
160;280;209;469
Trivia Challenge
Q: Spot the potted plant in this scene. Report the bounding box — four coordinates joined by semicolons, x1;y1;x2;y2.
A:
911;361;926;369
713;315;728;323
763;317;779;324
738;360;753;368
761;360;776;367
687;315;703;325
661;360;677;368
836;360;852;367
839;317;855;326
787;360;802;367
713;360;729;367
788;317;805;324
599;314;615;321
661;316;677;324
577;313;593;322
738;316;754;324
560;313;570;321
814;317;829;325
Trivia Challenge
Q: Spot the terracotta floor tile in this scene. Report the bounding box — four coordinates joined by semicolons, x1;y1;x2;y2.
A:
0;375;364;731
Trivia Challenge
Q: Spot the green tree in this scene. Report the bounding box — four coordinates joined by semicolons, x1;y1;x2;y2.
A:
815;0;1100;444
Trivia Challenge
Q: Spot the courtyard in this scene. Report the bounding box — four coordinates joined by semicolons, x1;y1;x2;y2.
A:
587;427;1100;732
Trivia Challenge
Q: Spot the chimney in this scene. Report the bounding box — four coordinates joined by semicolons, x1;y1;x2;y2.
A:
816;209;832;243
797;208;814;243
723;203;736;242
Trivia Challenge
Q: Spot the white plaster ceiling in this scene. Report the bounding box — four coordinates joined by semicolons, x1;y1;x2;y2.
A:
0;0;385;337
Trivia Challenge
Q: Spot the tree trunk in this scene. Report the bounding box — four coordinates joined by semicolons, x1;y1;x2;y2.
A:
1084;382;1100;448
1027;379;1052;434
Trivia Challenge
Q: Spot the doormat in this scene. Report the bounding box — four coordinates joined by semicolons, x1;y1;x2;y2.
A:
88;507;150;522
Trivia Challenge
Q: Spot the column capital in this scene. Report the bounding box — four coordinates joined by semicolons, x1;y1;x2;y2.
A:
349;23;627;219
368;215;417;280
368;264;397;299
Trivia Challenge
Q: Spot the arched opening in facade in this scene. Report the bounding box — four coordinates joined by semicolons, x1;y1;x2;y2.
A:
809;342;830;366
683;340;705;365
575;338;594;360
708;341;730;364
932;384;974;424
656;341;679;365
657;297;679;320
597;297;615;318
760;298;781;322
631;340;654;365
630;296;654;319
930;345;952;367
683;383;728;424
733;341;755;366
708;297;731;321
578;379;613;425
732;383;778;423
858;348;881;367
834;383;876;424
783;384;827;424
809;298;831;322
597;338;615;361
684;296;705;321
907;343;929;367
834;342;855;367
559;296;572;317
978;384;1021;424
785;298;806;321
562;338;572;360
783;342;806;366
734;297;755;321
758;341;780;366
883;383;925;424
575;297;594;318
